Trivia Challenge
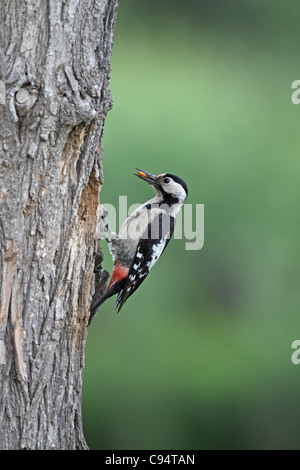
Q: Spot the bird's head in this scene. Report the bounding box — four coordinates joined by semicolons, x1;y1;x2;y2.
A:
135;169;188;205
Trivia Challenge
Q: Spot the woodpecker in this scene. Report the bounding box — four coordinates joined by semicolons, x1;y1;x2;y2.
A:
89;169;188;323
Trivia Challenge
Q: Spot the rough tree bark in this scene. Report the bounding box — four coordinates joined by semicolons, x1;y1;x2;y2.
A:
0;0;118;450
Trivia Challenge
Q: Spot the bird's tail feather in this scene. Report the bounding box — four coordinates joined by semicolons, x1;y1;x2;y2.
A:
89;278;125;325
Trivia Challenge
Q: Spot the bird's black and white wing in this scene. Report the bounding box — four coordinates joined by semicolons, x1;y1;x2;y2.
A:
115;211;175;312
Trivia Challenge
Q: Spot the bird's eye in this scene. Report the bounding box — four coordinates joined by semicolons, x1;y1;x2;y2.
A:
163;177;170;184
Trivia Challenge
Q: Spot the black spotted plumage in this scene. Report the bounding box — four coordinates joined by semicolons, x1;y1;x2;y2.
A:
114;212;175;312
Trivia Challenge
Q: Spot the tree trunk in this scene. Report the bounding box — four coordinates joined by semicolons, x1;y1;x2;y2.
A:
0;0;118;450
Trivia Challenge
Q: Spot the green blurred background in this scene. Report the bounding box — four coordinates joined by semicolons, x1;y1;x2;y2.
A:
83;0;300;449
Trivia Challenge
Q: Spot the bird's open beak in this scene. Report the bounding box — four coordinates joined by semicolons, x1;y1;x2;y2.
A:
134;169;159;185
